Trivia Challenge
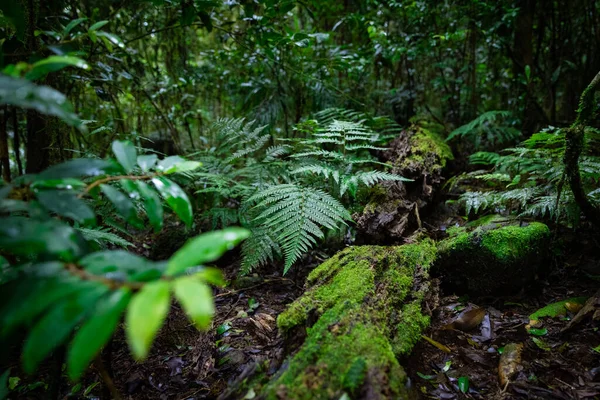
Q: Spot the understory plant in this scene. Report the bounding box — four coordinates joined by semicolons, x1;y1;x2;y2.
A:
0;139;249;389
189;109;410;274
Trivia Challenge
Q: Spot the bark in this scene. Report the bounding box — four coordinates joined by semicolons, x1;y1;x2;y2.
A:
354;124;453;243
0;106;10;181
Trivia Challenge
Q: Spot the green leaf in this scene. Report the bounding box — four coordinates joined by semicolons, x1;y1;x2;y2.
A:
527;327;548;336
156;156;186;172
216;321;231;335
100;184;139;225
0;75;84;129
23;285;108;374
31;178;86;190
80;250;164;282
36;190;95;225
0;369;9;400
173;277;214;329
531;337;551;351
112;140;137;173
166;228;250;276
180;3;197;26
96;31;125;48
125;281;170;360
0;217;87;261
137;154;158;172
62;17;87;36
458;376;469;393
135;181;163;232
88;20;109;31
25;56;89;81
39;159;115;179
151;177;193;227
67;288;131;380
416;372;436;380
162;160;202;174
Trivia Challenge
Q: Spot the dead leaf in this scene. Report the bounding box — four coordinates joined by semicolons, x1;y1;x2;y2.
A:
499;342;523;387
421;334;451;353
444;307;486;331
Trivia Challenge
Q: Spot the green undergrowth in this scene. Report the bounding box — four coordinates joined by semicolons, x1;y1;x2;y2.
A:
267;240;437;399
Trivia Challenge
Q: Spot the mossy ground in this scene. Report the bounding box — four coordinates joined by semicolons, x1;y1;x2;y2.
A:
397;125;454;171
437;220;551;295
267;241;437;399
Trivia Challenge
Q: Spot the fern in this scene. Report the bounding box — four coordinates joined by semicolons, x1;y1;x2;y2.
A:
447;110;520;149
246;184;351;274
76;226;134;249
239;226;281;275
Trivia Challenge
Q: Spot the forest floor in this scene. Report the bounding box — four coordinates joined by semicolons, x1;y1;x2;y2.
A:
99;224;600;400
13;223;600;400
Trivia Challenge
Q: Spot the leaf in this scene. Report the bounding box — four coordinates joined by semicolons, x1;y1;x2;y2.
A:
112;140;137;173
88;21;109;31
416;371;436;380
163;160;202;174
100;184;139;225
0;217;88;261
0;75;84;129
216;321;231;335
444;307;486;331
31;178;86;190
527;327;548;336
458;376;469;393
441;360;452;373
420;335;451;353
62;17;87;36
36;190;95;225
156;156;186;172
151;177;193;227
166;228;250;276
39;159;116;179
499;342;523;386
96;31;125;48
25;56;89;81
79;250;161;281
0;369;8;400
67;288;131;380
173;277;214;329
531;337;551;351
125;281;170;360
22;285;108;374
135;181;163;232
137;154;158;172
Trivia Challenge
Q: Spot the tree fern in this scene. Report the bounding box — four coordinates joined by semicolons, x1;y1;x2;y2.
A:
447;110;520;149
239;226;281;275
246;184;351;274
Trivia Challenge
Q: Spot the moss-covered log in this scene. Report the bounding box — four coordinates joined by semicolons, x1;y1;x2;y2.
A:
435;218;551;295
356;124;453;242
260;240;438;399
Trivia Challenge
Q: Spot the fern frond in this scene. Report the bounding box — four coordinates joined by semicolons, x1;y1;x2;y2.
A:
76;227;134;249
239;226;281;275
248;184;351;273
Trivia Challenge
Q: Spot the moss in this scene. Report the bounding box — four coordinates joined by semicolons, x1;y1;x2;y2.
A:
529;297;588;321
267;302;407;400
269;241;438;399
437;222;551;295
399;126;453;170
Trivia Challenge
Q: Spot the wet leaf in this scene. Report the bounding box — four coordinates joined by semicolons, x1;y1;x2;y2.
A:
25;56;89;81
31;178;86;190
36;190;95;225
100;184;139;225
166;228;250;276
217;321;231;335
135;181;163;232
151;177;193;227
137;154;158;172
441;360;452;373
125;281;170;360
40;159;115;179
498;342;523;387
458;376;469;393
444;307;485;331
112;140;137;173
529;297;587;322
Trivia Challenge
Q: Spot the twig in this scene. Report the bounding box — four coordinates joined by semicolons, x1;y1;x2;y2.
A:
94;356;123;400
215;278;295;298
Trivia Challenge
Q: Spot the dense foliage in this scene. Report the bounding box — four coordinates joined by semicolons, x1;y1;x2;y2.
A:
1;0;599;398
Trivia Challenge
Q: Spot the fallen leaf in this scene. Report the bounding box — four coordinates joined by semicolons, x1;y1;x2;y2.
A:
421;335;451;353
499;342;523;387
444;307;486;331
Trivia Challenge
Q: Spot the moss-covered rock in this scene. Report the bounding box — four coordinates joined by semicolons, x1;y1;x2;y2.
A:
355;125;453;242
263;240;437;399
436;219;551;295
